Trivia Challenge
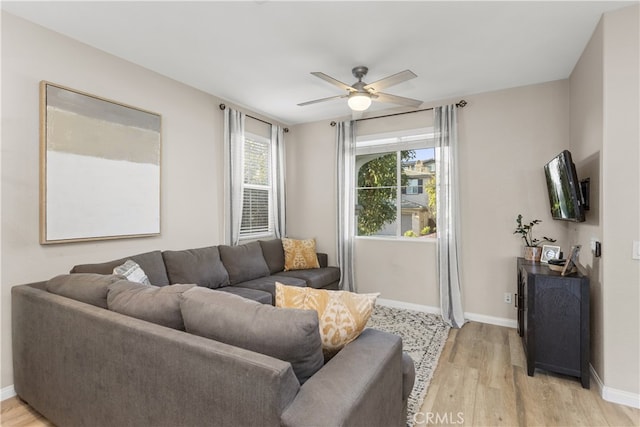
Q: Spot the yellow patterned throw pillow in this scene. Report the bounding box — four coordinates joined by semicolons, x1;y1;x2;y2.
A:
282;238;320;271
275;282;379;357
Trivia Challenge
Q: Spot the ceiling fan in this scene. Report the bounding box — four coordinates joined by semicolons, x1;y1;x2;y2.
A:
298;66;422;112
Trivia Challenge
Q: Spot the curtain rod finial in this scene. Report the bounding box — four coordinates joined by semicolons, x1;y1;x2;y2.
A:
457;100;467;108
330;121;337;127
219;103;226;110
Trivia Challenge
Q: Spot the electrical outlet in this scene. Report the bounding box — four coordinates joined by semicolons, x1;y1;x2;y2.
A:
504;292;512;304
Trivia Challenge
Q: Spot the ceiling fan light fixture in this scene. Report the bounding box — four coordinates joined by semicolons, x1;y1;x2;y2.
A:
347;92;372;111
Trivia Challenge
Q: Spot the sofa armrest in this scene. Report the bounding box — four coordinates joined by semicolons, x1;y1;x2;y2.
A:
316;252;328;268
281;328;405;427
402;352;416;401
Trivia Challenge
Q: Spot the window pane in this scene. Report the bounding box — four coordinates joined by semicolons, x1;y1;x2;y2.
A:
356;153;397;236
241;135;271;237
244;138;269;186
401;148;436;237
240;187;269;234
354;134;437;239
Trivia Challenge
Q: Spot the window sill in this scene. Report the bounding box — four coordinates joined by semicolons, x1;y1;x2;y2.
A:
239;232;276;242
355;235;437;244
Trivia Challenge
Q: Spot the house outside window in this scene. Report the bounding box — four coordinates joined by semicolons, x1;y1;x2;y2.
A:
355;128;436;239
240;133;272;238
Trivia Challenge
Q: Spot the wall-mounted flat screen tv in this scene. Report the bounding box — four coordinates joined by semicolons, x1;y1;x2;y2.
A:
544;150;586;222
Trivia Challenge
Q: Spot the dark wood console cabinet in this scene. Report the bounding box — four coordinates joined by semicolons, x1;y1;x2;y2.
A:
516;258;590;388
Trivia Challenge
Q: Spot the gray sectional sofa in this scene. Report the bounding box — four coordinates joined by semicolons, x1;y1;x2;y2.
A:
12;239;415;426
70;239;341;304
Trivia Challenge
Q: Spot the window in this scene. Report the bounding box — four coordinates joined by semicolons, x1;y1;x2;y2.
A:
404;178;423;195
355;128;436;239
240;134;272;238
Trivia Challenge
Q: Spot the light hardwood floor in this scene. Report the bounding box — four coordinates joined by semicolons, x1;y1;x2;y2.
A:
417;322;640;426
2;322;638;426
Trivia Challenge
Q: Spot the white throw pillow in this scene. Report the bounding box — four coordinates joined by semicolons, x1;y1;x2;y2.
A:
113;260;151;285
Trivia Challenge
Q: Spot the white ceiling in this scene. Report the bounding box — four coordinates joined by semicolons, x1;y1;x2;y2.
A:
3;1;635;125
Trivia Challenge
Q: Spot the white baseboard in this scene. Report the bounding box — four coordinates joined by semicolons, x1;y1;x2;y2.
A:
464;312;518;329
1;385;16;401
376;298;517;329
376;298;441;314
591;365;640;409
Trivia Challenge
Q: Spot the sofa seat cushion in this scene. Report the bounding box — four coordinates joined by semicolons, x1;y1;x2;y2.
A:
107;281;195;330
71;250;170;286
218;242;270;285
46;273;125;308
181;287;324;385
216;286;273;305
162;246;229;289
275;267;340;290
233;275;306;301
275;283;379;358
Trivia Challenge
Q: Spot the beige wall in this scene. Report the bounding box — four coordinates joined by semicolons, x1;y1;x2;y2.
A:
288;80;570;318
601;5;639;395
569;15;606;384
0;12;279;390
284;120;338;259
569;4;640;397
458;81;570;321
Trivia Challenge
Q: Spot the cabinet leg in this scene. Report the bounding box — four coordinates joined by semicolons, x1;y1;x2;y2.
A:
527;364;534;377
581;374;590;389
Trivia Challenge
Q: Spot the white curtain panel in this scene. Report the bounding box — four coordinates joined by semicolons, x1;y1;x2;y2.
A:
435;105;466;328
336;121;356;292
271;125;286;239
223;108;245;246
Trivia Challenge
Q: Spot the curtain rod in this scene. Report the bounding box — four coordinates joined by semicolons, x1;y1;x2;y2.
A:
219;104;289;133
329;99;467;127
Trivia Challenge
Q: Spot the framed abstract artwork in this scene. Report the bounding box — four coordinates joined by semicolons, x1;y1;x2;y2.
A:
40;81;161;244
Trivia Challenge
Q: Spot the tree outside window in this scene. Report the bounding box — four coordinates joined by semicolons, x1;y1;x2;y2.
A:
356;147;436;238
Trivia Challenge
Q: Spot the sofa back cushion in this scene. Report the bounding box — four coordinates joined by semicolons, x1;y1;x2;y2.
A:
46;273;125;308
162;246;230;289
107;281;195;330
70;250;170;286
181;287;323;384
259;239;285;274
218;242;270;285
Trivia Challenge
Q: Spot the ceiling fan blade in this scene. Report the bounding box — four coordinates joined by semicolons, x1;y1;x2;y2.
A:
374;92;423;108
297;94;348;107
311;72;356;92
363;70;417;92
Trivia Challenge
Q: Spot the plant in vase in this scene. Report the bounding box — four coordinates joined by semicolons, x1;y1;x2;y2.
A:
513;214;556;261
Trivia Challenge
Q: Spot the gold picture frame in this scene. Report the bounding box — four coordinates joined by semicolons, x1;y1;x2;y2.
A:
40;81;161;244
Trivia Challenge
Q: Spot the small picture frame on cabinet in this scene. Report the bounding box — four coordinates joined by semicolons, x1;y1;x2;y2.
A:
540;245;561;263
561;245;581;276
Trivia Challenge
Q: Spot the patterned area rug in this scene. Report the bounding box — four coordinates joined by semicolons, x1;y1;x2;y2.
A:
366;304;450;426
